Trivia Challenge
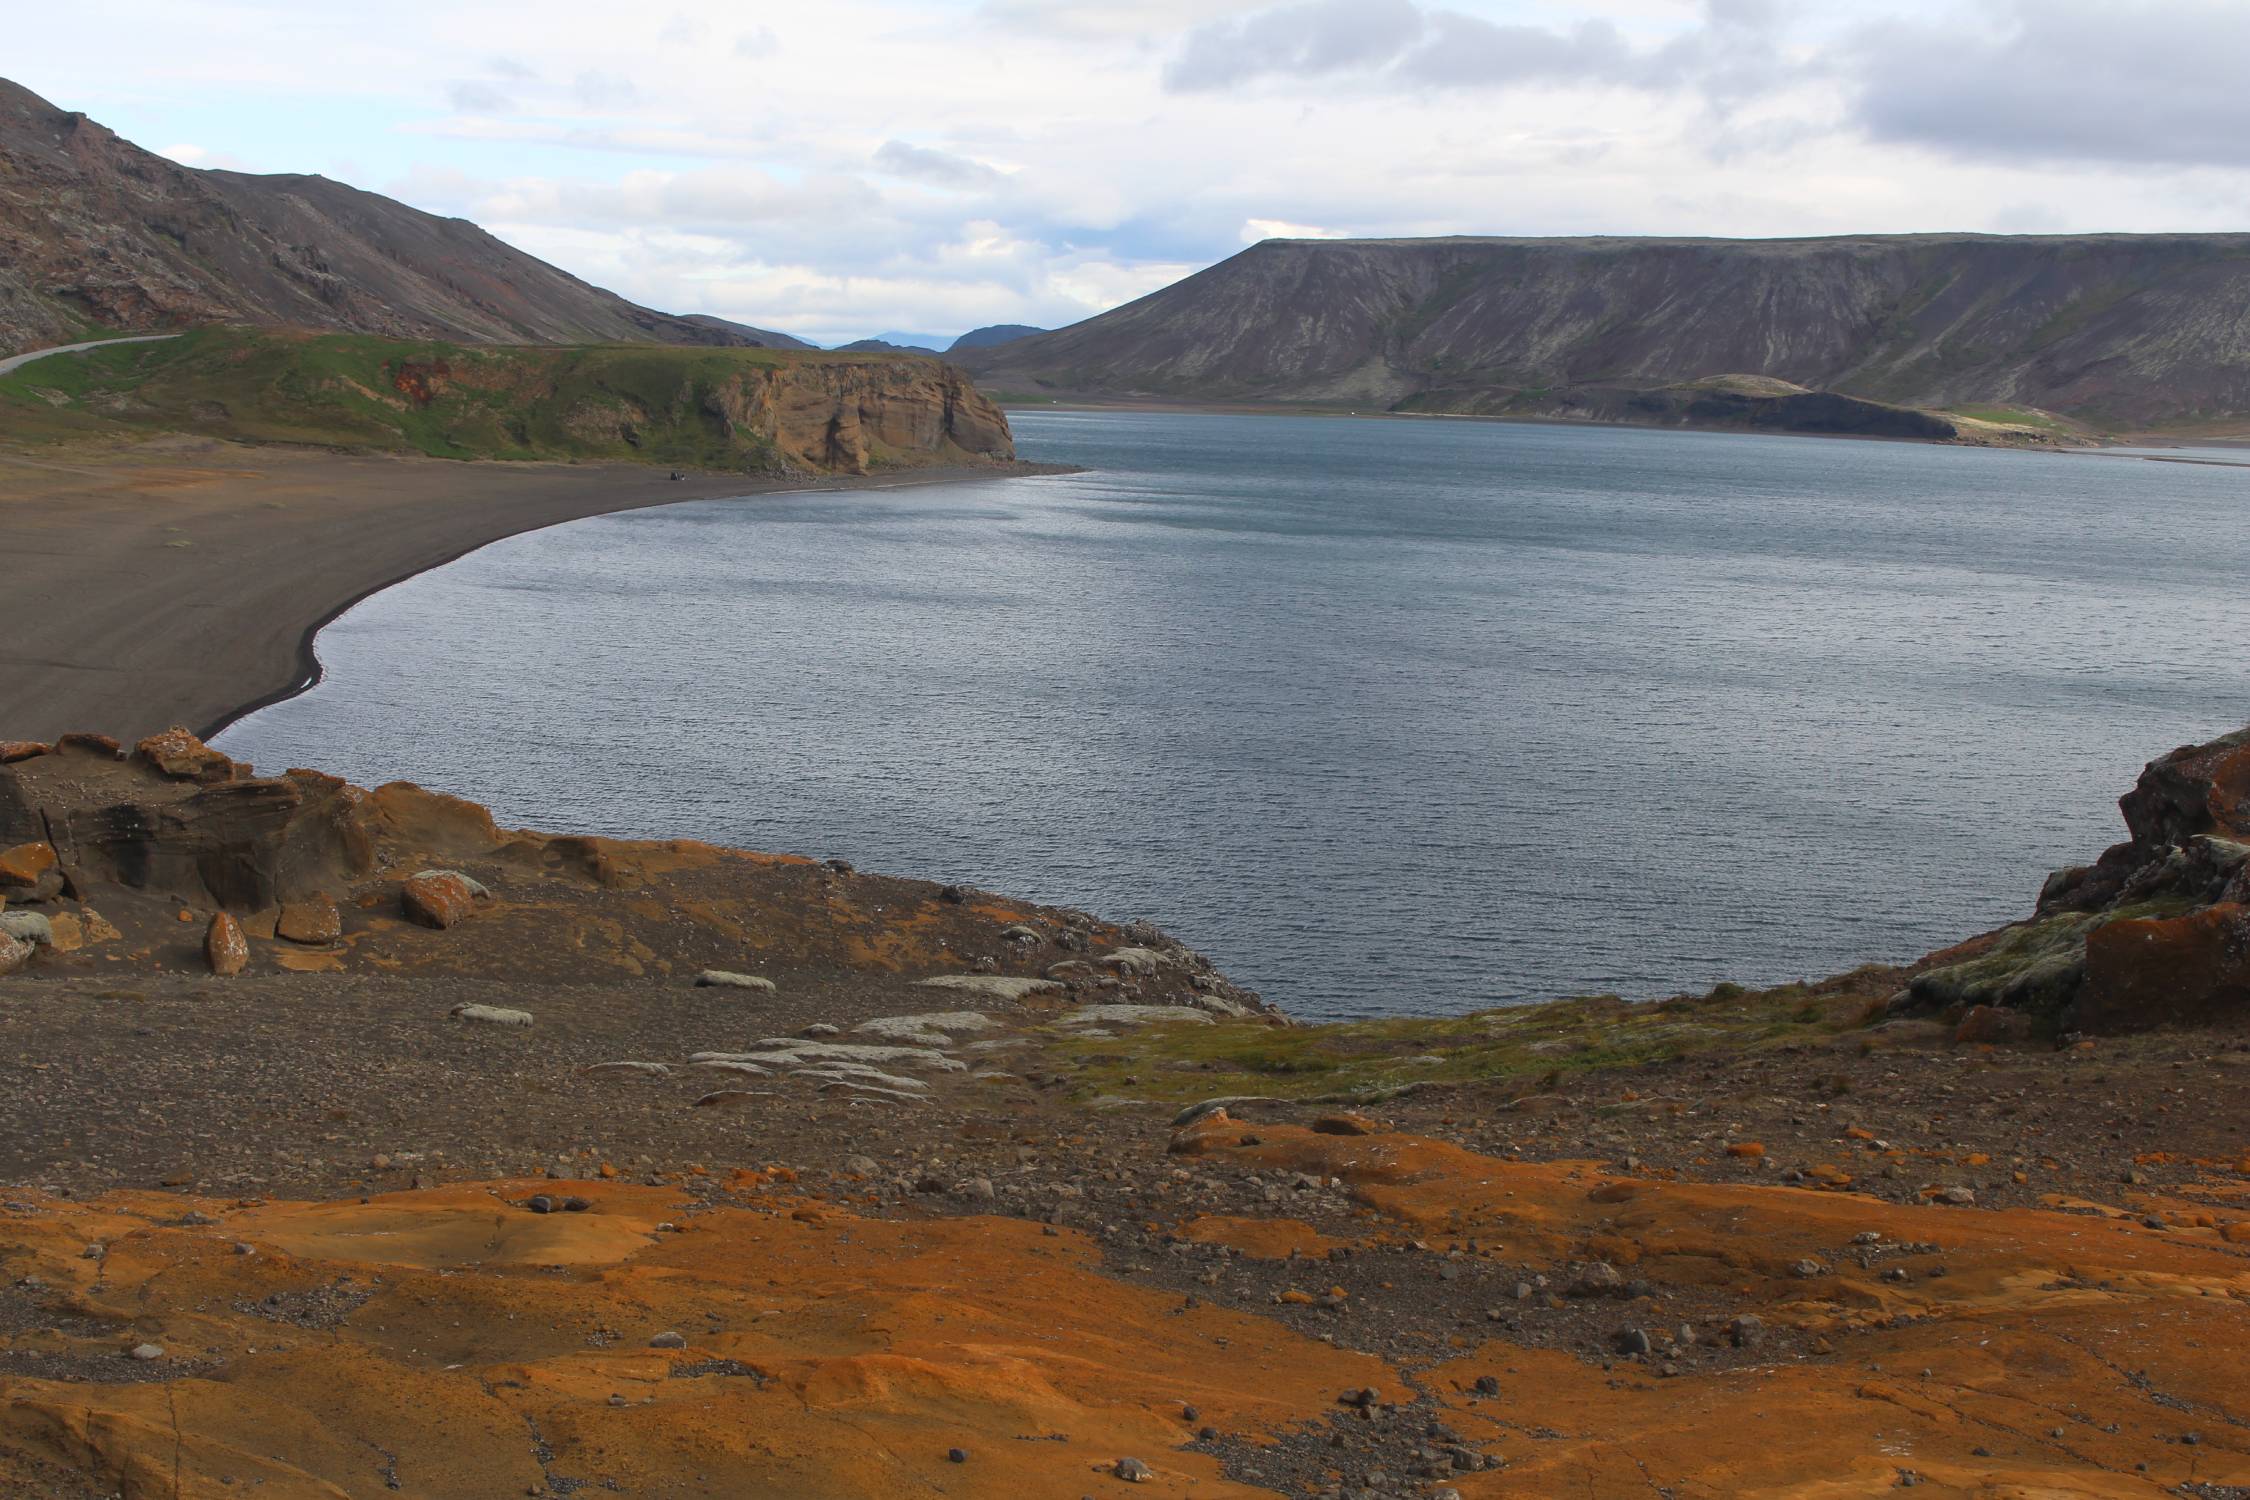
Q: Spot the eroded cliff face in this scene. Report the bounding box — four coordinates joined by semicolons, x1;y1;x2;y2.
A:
708;358;1015;473
1895;724;2250;1034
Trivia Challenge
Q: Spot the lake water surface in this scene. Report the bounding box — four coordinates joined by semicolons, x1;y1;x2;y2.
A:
218;413;2250;1020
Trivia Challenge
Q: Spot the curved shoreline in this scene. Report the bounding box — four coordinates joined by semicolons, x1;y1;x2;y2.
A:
0;442;1074;745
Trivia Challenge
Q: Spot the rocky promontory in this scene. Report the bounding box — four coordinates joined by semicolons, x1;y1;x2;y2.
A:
0;728;2246;1496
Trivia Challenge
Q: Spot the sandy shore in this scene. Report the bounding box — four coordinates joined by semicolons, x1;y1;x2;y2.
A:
0;437;1066;743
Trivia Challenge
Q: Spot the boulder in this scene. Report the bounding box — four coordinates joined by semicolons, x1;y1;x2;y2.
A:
2073;903;2250;1032
696;970;776;993
132;728;244;783
0;841;56;889
450;1003;531;1028
275;895;342;945
0;932;31;976
0;911;53;947
205;912;248;976
401;872;476;929
1;758;373;911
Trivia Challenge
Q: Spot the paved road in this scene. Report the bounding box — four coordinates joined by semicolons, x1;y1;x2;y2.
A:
0;333;177;377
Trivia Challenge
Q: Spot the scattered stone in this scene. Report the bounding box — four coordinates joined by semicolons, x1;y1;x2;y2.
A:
205;912;248;976
841;1155;881;1178
853;1011;999;1047
1935;1187;1976;1206
1792;1259;1828;1278
450;1003;532;1028
1056;1004;1213;1029
696;970;777;993
1571;1262;1624;1297
0;933;32;977
648;1331;686;1349
525;1195;557;1214
579;1062;671;1080
401;872;477;929
1113;1456;1153;1482
947;1447;969;1464
1616;1327;1652;1356
1472;1375;1501;1396
800;1023;841;1038
913;974;1063;1002
0;910;53;946
275;895;342;945
1728;1315;1765;1348
129;1344;164;1361
998;924;1042;944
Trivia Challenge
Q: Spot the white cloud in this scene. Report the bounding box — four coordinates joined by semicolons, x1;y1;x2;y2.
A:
1241;217;1347;242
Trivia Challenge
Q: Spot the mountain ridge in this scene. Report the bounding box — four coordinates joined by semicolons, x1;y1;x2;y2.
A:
962;232;2250;430
0;78;800;356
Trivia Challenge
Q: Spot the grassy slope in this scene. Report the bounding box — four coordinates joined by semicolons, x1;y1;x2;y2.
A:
0;327;924;469
1057;968;1906;1106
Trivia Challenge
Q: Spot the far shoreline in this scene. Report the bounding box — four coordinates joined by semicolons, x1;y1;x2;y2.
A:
1002;394;2250;458
0;439;1076;746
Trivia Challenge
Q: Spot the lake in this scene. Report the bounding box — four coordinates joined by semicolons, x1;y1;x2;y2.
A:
217;412;2250;1021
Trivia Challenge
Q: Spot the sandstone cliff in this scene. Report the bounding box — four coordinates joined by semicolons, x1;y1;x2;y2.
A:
0;78;804;356
964;233;2250;430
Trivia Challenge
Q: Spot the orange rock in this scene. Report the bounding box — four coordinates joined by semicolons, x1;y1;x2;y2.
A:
0;741;48;763
0;841;56;889
1276;1289;1316;1305
1726;1142;1765;1159
0;1181;1385;1497
1311;1113;1380;1136
204;912;248;976
400;872;475;929
2080;903;2250;1030
132;727;242;782
274;895;342;945
1843;1127;1875;1142
2223;1222;2250;1244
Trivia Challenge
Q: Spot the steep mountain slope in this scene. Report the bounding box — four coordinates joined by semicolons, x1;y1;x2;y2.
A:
0;79;793;356
962;234;2250;428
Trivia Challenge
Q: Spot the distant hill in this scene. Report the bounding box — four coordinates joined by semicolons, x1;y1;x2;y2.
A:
838;337;945;355
948;324;1046;353
0;78;799;356
959;234;2250;430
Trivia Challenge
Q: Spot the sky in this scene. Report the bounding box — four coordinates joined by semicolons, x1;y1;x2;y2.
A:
12;0;2250;347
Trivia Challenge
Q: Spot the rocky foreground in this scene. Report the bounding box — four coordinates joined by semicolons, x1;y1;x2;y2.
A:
0;729;2245;1497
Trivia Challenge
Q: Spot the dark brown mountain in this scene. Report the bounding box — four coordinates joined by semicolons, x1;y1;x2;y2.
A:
961;234;2250;430
0;78;799;355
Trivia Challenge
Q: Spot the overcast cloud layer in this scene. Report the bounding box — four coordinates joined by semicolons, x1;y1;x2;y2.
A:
13;0;2249;345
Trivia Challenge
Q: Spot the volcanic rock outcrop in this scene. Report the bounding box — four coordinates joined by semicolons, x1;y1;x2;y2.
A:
1899;724;2250;1032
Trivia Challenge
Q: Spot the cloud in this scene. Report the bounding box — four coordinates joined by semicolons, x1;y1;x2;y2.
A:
1845;1;2250;168
1161;0;1734;95
873;139;1005;189
733;26;779;58
1241;217;1346;242
1165;0;1421;91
